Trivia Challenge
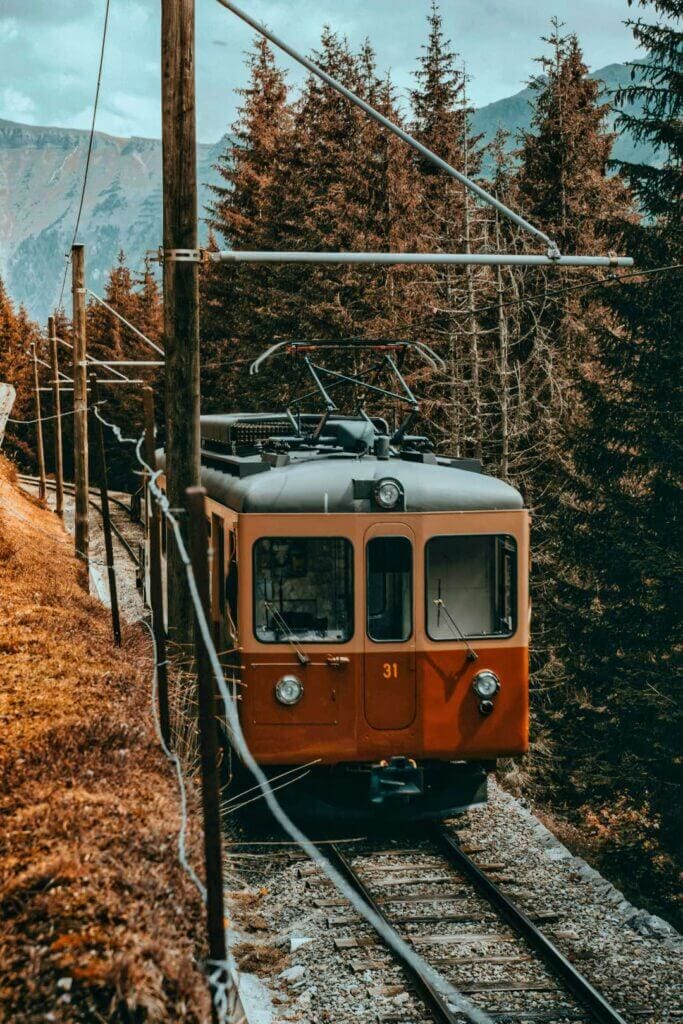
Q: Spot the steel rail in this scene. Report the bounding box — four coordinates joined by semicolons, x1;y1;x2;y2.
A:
19;474;134;518
433;826;628;1024
18;474;140;568
327;843;465;1024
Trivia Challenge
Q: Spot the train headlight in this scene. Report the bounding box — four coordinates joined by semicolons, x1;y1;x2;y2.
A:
374;477;402;509
275;674;304;706
472;670;500;699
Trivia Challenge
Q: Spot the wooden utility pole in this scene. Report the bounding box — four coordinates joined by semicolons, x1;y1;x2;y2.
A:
30;343;47;501
161;0;201;645
48;315;64;516
186;486;234;1024
90;375;121;646
143;387;171;746
72;244;89;563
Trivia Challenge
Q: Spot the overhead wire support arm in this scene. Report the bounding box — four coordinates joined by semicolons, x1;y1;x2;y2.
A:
211;250;634;268
86;289;165;356
214;0;557;255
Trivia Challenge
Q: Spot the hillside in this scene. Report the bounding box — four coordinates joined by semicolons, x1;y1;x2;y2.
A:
0;120;226;322
0;62;653;322
472;62;653;171
0;459;209;1022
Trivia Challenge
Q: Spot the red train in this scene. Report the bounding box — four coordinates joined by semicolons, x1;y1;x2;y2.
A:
150;342;529;821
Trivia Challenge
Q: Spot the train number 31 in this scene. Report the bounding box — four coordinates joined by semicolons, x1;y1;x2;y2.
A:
382;661;399;680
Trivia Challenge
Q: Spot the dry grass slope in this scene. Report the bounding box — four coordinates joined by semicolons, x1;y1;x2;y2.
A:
0;458;210;1023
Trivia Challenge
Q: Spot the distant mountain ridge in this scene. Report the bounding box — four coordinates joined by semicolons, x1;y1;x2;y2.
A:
472;63;652;170
0;62;653;322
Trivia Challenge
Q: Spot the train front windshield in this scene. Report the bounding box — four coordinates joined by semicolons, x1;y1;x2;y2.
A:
253;536;354;643
426;535;517;639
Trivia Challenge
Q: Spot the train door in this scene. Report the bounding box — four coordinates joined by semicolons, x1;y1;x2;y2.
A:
363;523;417;730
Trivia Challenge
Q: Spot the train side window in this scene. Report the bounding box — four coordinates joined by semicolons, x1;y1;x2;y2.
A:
425;534;517;640
366;536;412;642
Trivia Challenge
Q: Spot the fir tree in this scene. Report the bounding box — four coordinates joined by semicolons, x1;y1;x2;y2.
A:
555;0;682;894
203;37;292;412
0;278;45;469
410;2;485;457
86;253;162;489
508;25;634;806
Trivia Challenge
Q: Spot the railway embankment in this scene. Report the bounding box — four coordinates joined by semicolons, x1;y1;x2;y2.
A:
0;459;209;1023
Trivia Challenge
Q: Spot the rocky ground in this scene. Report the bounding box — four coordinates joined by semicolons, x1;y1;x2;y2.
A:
24;474;682;1024
224;785;682;1023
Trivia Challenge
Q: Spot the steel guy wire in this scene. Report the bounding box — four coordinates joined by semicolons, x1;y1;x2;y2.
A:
221;770;313;816
222;758;322;806
92;403;495;1024
57;0;111;311
407;260;683;317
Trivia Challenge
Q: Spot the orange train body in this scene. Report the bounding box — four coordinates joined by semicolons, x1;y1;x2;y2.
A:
234;510;529;766
152;407;531;821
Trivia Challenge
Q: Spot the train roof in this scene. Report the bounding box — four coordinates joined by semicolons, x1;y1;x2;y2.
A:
157;413;524;515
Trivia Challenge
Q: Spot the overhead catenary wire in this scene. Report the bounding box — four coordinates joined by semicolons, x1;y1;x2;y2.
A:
57;0;111;311
7;407;83;425
91;403;495;1024
446;260;683;319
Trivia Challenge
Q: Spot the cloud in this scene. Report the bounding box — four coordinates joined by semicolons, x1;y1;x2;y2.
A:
1;0;639;142
0;87;36;121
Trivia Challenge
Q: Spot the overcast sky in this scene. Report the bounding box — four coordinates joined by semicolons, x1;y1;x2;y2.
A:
0;0;640;143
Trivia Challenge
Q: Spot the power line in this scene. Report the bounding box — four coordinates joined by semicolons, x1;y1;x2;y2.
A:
437;261;683;319
57;0;112;311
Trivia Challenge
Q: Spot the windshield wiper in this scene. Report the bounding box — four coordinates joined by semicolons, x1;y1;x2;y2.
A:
434;582;478;662
263;600;310;665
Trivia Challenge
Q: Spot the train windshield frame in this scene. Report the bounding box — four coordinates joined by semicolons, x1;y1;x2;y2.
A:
252;536;354;644
425;534;517;641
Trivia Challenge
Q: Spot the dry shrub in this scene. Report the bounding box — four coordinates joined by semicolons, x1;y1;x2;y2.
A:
0;459;210;1023
232;941;286;975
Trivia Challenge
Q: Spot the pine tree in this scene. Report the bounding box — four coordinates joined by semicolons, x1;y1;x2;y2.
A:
86;253;162;489
409;2;485;457
0;278;45;469
203;37;292;412
555;0;682;890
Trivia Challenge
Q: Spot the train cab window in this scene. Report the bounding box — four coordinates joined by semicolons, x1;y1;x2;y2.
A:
367;536;413;642
253;537;353;643
425;535;517;640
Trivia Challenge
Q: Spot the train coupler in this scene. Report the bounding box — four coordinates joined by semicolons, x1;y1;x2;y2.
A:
370;756;424;805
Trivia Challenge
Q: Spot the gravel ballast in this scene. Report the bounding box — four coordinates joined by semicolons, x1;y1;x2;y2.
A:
226;782;682;1024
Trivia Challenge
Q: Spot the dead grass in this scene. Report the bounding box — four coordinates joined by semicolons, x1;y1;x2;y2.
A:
0;458;210;1022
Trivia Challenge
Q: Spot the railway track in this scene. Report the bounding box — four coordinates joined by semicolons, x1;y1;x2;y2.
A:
18;474;142;569
298;825;631;1024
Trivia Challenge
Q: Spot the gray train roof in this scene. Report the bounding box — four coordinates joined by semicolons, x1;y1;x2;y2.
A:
157;448;523;514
